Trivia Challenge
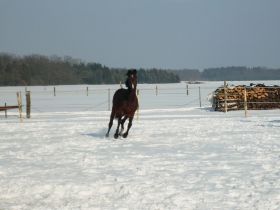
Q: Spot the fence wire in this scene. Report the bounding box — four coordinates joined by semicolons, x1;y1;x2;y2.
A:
1;82;280;118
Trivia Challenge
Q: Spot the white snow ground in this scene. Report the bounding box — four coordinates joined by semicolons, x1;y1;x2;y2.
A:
0;82;280;209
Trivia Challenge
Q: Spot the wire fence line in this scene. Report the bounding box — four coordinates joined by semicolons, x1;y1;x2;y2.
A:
1;82;280;118
0;85;214;115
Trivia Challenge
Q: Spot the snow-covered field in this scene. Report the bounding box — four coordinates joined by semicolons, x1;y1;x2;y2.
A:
0;81;280;209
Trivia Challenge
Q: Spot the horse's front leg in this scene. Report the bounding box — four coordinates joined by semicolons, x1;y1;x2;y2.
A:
114;117;122;139
122;117;133;138
119;116;128;136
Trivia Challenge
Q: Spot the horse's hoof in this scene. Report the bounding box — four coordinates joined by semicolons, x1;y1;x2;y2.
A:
105;133;109;137
122;133;128;138
114;134;119;139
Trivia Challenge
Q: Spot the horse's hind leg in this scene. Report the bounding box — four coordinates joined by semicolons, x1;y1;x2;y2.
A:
106;111;114;137
114;117;122;139
122;117;133;138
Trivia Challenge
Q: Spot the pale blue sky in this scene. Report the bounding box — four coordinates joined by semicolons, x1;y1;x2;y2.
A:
0;0;279;70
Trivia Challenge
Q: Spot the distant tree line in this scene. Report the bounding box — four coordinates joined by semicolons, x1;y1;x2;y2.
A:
171;69;201;81
173;67;280;81
1;53;280;86
0;53;179;86
200;67;280;81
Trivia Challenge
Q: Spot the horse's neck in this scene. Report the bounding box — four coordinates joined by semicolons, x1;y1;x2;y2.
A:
129;86;137;99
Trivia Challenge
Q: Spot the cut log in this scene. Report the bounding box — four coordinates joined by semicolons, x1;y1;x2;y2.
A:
212;84;280;111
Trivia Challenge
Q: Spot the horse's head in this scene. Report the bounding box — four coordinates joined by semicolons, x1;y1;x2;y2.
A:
129;69;137;89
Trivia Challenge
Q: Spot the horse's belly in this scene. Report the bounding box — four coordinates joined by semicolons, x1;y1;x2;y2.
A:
115;104;137;118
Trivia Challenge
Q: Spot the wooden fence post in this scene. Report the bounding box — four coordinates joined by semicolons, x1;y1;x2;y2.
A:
108;88;111;111
186;84;189;95
224;81;228;113
244;87;248;117
17;92;23;122
137;89;140;120
86;87;89;96
156;85;158;96
5;103;7;118
199;87;202;107
54;87;56;96
26;91;31;118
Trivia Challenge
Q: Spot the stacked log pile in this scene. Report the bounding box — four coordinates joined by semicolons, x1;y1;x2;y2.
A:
212;84;280;111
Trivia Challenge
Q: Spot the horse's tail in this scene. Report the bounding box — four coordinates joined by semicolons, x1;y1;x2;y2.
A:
110;106;116;119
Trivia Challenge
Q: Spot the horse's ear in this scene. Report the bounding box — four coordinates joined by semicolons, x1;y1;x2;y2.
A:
132;69;137;75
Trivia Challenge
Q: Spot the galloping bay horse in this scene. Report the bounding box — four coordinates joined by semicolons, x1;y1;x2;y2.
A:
106;70;139;139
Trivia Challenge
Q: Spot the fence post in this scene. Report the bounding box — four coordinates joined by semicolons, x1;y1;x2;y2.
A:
16;92;23;122
108;88;111;111
224;81;228;113
54;87;56;96
186;84;189;95
199;87;202;107
137;89;140;120
86;86;89;96
244;87;248;117
120;81;123;88
26;91;31;118
5;103;7;118
156;85;158;96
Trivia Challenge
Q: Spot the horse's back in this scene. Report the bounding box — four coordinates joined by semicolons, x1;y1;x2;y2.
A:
113;89;128;104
